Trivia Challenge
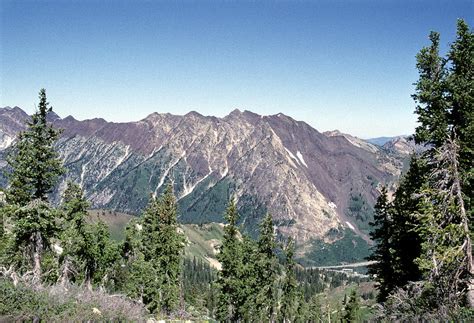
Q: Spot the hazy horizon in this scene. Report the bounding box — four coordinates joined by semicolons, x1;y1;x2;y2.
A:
1;0;472;138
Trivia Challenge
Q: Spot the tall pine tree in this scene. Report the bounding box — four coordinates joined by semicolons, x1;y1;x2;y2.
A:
279;237;299;323
58;181;92;286
6;89;64;206
155;184;185;314
4;89;64;283
367;186;396;302
216;198;244;322
254;213;278;320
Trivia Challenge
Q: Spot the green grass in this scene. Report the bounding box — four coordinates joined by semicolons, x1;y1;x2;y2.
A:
87;209;134;241
182;223;224;262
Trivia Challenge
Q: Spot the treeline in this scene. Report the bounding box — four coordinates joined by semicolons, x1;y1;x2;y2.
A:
0;89;365;320
368;19;473;320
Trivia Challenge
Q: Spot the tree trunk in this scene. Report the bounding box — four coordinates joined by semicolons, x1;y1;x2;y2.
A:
468;278;474;308
84;267;92;291
60;257;71;287
32;231;43;285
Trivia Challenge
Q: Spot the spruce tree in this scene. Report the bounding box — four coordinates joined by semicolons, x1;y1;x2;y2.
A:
279;237;299;323
379;20;474;317
91;220;120;289
240;235;258;320
58;181;92;286
123;185;184;314
411;19;473;311
254;213;278;320
216;198;244;321
122;218;159;308
447;20;474;186
155;184;185;314
416;138;473;309
4;89;64;283
390;156;426;288
342;289;360;322
367;186;396;302
6;89;64;206
412;31;449;147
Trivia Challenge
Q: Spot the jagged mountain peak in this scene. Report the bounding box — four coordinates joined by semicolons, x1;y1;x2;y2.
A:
0;105;408;264
46;110;61;122
324;129;379;154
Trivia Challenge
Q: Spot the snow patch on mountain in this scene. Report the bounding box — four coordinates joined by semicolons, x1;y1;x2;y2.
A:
284;147;299;164
346;221;356;231
0;134;13;150
296;151;308;168
155;151;186;193
180;172;212;199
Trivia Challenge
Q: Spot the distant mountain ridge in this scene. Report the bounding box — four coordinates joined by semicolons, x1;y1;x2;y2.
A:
0;106;409;265
366;136;407;146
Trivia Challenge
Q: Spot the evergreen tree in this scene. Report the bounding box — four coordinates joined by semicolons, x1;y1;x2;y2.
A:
155;184;185;314
6;89;64;206
254;213;278;320
4;89;64;283
342;289;360;322
121;218;159;308
279;237;299;322
307;294;323;322
412;31;449;147
240;235;258;321
58;181;92;286
411;19;473;311
216;198;244;321
122;185;184;314
447;20;474;189
10;200;59;283
379;20;474;317
390;156;426;288
367;186;396;302
416;138;473;309
91;220;120;288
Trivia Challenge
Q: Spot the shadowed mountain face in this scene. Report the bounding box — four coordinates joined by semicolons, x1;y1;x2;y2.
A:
0;106;407;264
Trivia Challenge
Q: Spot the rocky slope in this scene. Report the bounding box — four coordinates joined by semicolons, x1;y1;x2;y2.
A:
0;106;407;264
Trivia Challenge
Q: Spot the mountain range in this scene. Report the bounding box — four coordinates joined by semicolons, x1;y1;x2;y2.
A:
0;106;414;265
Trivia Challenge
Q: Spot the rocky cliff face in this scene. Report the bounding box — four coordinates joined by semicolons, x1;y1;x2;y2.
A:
0;106;407;264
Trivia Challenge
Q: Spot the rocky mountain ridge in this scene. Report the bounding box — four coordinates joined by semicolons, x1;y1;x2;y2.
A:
0;106;408;264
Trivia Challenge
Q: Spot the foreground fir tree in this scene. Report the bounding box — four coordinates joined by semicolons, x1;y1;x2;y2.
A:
6;89;64;206
447;20;474;202
377;20;473;319
416;138;473;310
389;156;426;288
411;19;473;312
3;89;64;283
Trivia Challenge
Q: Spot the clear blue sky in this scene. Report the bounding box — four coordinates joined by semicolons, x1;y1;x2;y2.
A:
0;0;472;138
